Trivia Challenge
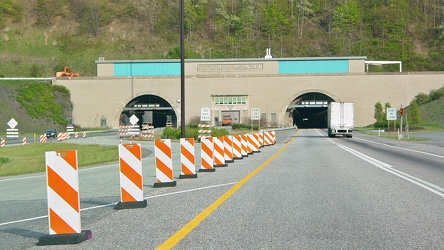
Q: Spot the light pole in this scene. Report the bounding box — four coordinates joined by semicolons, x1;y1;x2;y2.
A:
180;0;185;138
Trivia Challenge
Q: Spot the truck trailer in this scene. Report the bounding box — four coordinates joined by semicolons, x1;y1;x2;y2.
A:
327;102;354;138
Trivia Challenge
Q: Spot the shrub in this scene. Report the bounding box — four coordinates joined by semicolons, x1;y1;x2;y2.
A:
0;157;10;165
162;126;201;139
211;128;228;137
162;127;180;139
232;123;259;130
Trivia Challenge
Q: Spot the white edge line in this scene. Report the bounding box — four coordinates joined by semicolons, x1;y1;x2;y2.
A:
325;135;444;198
354;137;444;159
319;129;444;196
0;182;237;227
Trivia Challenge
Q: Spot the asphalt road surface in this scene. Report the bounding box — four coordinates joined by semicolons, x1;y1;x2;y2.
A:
0;129;443;249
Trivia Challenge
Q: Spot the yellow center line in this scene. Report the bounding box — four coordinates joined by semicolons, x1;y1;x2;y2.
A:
156;130;298;249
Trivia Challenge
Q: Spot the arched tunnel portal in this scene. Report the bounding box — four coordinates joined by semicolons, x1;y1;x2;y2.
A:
288;92;335;129
120;94;176;128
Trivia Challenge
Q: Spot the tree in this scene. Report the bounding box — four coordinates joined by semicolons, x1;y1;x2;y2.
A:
374;101;384;122
407;100;420;125
331;0;361;55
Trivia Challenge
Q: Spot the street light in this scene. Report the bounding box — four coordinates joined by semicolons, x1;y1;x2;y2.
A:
180;0;185;138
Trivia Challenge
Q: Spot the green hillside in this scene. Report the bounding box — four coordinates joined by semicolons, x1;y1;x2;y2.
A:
0;81;72;136
419;97;444;129
1;0;444;77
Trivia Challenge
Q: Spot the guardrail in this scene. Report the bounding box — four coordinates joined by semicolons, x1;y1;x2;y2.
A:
0;77;52;82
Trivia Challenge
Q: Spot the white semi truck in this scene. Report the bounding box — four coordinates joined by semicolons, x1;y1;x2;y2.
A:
327;102;354;138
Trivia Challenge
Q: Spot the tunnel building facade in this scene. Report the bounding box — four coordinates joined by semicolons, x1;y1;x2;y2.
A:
53;57;444;129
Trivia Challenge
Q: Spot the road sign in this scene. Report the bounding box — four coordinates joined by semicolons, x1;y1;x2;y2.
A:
251;108;261;121
7;118;18;129
129;114;139;125
201;107;211;122
386;108;397;120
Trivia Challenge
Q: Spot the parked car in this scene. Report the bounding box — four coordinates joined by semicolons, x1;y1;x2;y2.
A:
45;129;58;138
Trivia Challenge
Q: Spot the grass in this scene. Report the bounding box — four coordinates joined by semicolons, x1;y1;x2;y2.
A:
0;143;118;177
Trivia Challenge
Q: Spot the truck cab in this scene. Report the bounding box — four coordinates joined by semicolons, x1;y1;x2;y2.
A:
222;114;232;126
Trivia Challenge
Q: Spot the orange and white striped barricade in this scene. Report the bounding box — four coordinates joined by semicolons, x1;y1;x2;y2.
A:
74;132;78;139
116;143;147;209
118;126;129;138
223;136;234;163
198;124;212;140
40;135;47;143
271;131;276;144
213;137;227;167
263;131;273;146
83;131;86;138
240;134;248;157
57;132;70;142
38;150;91;245
179;138;198;179
199;137;216;172
1;138;5;147
232;135;243;160
246;134;254;155
251;133;261;153
22;137;26;145
257;132;264;148
153;139;177;187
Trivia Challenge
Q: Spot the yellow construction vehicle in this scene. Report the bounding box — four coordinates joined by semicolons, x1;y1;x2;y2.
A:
55;67;80;78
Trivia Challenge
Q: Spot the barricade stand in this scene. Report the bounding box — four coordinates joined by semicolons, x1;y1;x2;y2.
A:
83;131;86;138
240;134;248;157
74;132;78;139
246;134;254;155
198;124;212;140
57;132;71;142
223;136;234;163
153;139;177;187
257;132;264;148
213;137;227;167
1;138;5;147
271;130;276;145
118;126;129;138
23;137;26;145
116;143;147;209
232;135;243;160
40;135;47;143
251;133;261;153
38;150;91;245
199;137;216;172
179;138;198;179
263;131;273;146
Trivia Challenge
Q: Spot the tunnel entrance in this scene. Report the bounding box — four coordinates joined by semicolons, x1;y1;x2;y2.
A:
288;92;335;129
120;95;176;128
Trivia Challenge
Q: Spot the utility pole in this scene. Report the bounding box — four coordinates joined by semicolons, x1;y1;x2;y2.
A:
180;0;185;138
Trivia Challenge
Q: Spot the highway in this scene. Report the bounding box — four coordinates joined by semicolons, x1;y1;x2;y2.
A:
0;129;443;249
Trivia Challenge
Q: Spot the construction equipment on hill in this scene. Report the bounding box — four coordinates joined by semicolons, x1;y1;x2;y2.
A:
55;66;80;78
